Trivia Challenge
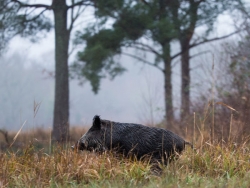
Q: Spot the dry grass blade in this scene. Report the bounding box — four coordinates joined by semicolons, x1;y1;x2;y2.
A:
33;100;42;118
0;129;9;145
215;102;238;112
9;120;27;148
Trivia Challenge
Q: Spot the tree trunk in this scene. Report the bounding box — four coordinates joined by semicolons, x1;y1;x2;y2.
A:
162;43;174;126
179;1;198;121
52;0;70;143
180;40;190;120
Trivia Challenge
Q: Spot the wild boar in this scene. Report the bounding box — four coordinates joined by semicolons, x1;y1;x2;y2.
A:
73;115;192;166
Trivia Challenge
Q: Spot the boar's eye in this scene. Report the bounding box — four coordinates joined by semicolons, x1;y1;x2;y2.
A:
86;138;103;151
78;142;86;150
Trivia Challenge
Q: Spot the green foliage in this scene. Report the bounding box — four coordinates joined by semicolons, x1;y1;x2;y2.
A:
83;29;124;52
0;0;19;52
94;0;125;18
73;0;174;92
0;0;52;54
113;4;150;40
72;0;241;93
149;17;176;43
72;28;126;93
15;14;52;41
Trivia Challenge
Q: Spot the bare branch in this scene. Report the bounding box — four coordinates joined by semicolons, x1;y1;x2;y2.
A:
11;0;51;9
123;52;164;72
68;2;87;33
189;50;211;60
68;45;77;58
67;0;92;9
133;41;162;57
69;0;76;32
189;30;240;49
170;51;184;61
171;31;240;60
24;9;48;22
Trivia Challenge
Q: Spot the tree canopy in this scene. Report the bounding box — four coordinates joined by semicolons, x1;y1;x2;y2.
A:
73;0;242;125
0;0;51;54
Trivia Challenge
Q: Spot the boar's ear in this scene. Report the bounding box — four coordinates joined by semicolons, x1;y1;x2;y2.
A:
92;115;101;130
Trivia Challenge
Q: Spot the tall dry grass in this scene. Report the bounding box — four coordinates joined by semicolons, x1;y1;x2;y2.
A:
0;112;250;187
0;137;249;187
0;126;86;152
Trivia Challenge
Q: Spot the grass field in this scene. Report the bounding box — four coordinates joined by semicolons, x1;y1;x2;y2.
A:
0;125;250;188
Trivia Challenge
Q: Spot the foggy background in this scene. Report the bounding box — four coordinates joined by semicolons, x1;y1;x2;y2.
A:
0;8;236;130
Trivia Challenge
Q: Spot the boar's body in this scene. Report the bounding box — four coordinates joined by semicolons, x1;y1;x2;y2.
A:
75;115;189;164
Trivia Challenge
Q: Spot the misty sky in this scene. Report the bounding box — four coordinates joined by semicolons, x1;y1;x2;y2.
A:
0;2;238;130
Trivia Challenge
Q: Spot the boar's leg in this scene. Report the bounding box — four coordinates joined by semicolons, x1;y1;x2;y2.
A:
149;153;174;176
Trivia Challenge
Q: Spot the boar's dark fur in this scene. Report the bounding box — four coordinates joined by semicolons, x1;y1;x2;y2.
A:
74;115;191;166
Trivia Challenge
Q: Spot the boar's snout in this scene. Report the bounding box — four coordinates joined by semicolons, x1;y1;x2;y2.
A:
71;140;86;150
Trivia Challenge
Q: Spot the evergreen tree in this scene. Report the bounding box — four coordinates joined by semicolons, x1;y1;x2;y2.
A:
73;0;241;126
